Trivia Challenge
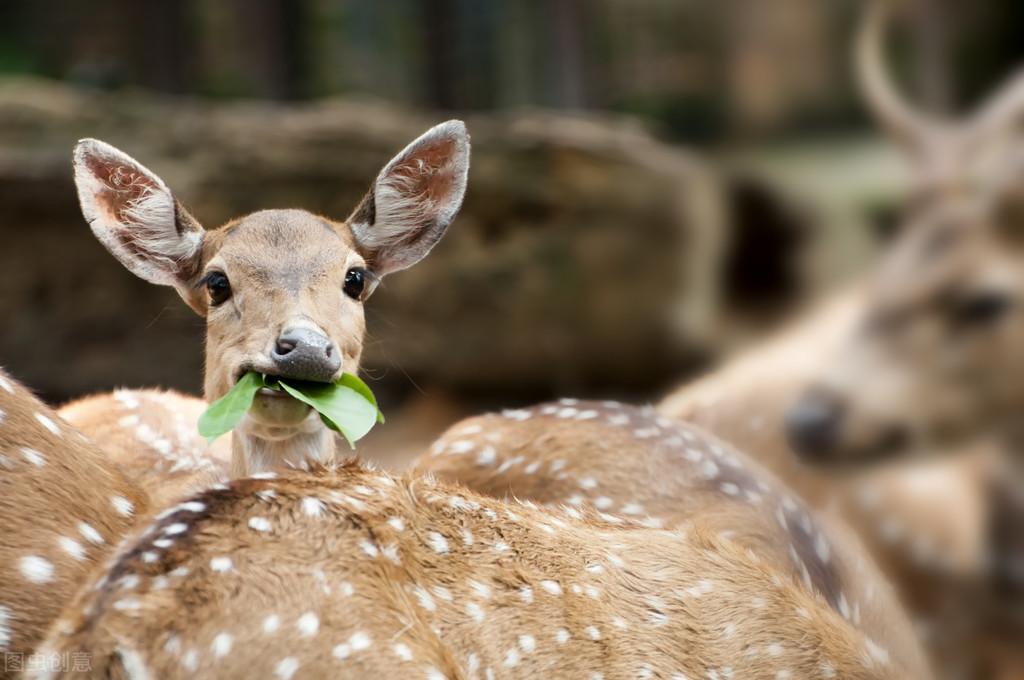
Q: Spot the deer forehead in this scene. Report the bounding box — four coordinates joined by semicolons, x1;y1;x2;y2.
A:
206;209;361;287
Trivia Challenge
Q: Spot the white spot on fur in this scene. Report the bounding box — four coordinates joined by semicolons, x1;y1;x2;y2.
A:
301;497;325;517
504;648;520;667
111;496;135;517
466;602;485;622
34;413;60;436
470;580;492;599
476;446;497;466
249;517;271;532
211;633;232;658
20;447;45;466
263;615;280;634
413;586;436;612
58;536;86;560
20;555;54;583
518;634;536;653
164;523;188;536
393;643;413;661
210;556;233;573
179;501;205;513
586;626;601;640
540;580;562;595
578;477;598;490
275;657;299;679
388;516;405;532
297;612;319;637
428;531;449;554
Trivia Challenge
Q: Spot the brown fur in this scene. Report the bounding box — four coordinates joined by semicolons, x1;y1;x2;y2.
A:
38;462;911;679
58;389;231;510
411;399;932;679
0;369;149;675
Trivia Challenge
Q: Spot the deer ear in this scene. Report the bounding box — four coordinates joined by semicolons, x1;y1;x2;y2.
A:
73;139;205;288
347;120;470;276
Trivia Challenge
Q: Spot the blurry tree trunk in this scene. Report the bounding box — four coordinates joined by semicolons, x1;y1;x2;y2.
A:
231;0;310;100
128;0;194;94
421;0;459;109
548;0;585;108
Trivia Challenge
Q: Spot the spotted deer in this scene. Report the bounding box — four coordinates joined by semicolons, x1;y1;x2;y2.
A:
785;0;1024;466
59;389;231;510
71;120;470;482
0;368;149;674
658;291;1000;679
782;0;1024;656
37;461;916;680
412;398;932;678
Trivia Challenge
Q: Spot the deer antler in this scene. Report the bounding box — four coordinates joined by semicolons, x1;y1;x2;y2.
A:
856;0;945;155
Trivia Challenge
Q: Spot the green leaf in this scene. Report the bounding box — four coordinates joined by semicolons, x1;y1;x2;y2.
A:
277;378;381;448
197;371;266;442
197;371;384;448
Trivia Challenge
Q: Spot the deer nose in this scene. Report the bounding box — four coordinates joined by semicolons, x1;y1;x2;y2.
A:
785;390;844;463
270;328;341;383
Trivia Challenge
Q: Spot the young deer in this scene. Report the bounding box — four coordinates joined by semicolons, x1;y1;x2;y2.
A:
71;121;470;481
59;389;231;510
411;399;932;678
0;368;149;670
37;462;917;679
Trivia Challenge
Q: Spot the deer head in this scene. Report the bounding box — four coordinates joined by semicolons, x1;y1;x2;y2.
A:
786;0;1024;465
73;122;470;477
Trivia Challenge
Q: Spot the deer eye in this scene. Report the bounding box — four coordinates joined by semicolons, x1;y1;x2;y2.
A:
203;271;232;306
343;267;377;301
951;290;1012;328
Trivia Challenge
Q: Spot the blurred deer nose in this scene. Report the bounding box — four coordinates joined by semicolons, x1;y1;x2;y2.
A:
271;328;341;383
786;390;844;463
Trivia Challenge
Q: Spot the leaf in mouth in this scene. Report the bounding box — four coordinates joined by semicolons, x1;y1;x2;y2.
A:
197;372;383;446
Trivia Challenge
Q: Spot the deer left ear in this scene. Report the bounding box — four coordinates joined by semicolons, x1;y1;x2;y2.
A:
347;120;470;276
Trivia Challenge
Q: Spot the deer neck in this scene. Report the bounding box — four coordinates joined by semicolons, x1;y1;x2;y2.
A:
230;424;336;478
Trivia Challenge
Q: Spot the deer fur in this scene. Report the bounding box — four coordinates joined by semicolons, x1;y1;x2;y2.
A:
36;461;914;680
59;389;231;510
0;368;149;672
411;398;932;679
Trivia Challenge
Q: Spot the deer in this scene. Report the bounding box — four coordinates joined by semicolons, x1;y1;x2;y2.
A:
58;388;231;511
0;368;149;674
658;288;1000;679
783;0;1024;646
35;460;918;680
68;120;470;489
784;0;1024;468
411;398;932;678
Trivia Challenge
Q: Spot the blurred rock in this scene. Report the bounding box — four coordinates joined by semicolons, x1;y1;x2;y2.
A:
0;77;729;403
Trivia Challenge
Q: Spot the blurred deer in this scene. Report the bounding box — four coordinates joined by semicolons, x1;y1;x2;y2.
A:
70;122;469;483
37;462;918;680
0;368;149;674
412;398;932;677
786;0;1024;467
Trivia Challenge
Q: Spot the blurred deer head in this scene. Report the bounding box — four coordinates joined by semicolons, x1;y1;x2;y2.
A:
787;0;1024;465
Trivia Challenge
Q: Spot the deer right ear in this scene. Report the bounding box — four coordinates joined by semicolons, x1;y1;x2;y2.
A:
73;139;205;289
347;120;470;277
